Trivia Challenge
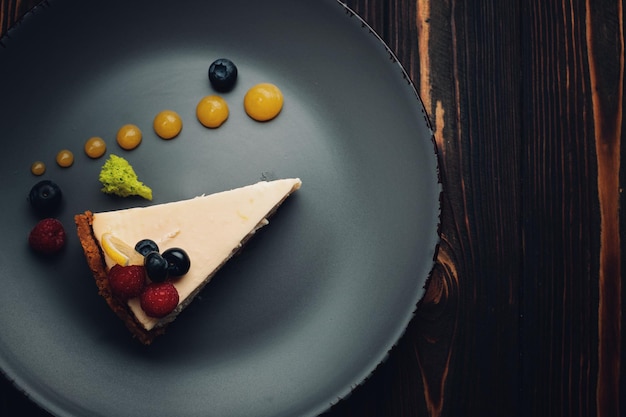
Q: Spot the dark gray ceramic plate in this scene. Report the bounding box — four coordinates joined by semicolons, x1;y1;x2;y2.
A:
0;0;439;416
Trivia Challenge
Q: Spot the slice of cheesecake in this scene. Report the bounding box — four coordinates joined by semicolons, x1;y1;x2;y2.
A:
75;178;301;344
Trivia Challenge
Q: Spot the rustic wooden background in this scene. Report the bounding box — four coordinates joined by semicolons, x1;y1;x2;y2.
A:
1;0;623;416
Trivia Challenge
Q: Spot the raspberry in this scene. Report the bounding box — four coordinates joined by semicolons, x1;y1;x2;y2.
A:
108;265;146;300
140;282;179;318
28;218;66;255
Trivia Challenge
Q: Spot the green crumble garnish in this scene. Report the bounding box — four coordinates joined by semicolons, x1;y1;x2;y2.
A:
99;154;152;200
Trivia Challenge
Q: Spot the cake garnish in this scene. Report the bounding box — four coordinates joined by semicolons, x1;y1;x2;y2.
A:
102;233;188;318
99;154;153;200
108;264;147;301
208;58;238;92
28;218;66;255
146;249;191;282
153;110;183;140
140;282;180;318
116;124;143;150
134;239;159;256
162;248;191;277
144;251;170;282
244;83;284;121
84;137;107;159
56;149;74;168
28;180;63;216
196;95;229;128
101;232;145;266
30;161;46;176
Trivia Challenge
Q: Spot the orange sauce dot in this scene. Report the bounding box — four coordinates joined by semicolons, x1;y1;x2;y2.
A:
56;150;74;168
153;110;183;139
30;161;46;176
84;137;107;159
116;124;142;150
244;83;284;121
196;95;229;128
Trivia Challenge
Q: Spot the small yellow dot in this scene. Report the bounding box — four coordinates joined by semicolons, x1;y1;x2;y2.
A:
84;137;107;159
196;95;229;128
116;124;142;150
244;83;284;122
153;110;183;139
56;150;74;168
30;161;46;176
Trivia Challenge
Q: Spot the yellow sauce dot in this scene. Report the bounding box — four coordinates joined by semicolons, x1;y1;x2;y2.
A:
56;149;74;168
84;137;107;159
153;110;183;139
244;83;284;122
196;95;229;128
116;124;142;150
31;161;46;176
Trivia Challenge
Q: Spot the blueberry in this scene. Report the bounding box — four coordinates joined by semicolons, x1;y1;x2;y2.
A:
135;239;159;256
208;58;238;92
28;180;63;215
162;248;191;277
144;251;169;282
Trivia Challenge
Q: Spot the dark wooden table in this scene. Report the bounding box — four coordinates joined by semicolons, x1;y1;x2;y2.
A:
1;0;623;416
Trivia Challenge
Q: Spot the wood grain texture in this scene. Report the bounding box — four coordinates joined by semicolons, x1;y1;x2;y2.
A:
1;0;624;416
520;0;600;414
521;1;623;417
584;2;623;416
0;0;32;39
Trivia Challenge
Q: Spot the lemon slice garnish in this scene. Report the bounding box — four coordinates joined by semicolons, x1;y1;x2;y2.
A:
101;232;144;266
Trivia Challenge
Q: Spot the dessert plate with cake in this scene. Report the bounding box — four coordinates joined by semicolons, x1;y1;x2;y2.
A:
0;0;440;416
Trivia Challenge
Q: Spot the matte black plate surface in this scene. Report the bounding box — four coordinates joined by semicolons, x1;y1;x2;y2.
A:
0;1;439;416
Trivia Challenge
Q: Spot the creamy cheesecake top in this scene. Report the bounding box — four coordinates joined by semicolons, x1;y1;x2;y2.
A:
92;178;302;330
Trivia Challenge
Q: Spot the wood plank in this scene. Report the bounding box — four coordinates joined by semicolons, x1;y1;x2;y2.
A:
585;1;623;416
520;0;622;416
0;0;33;37
415;0;523;415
